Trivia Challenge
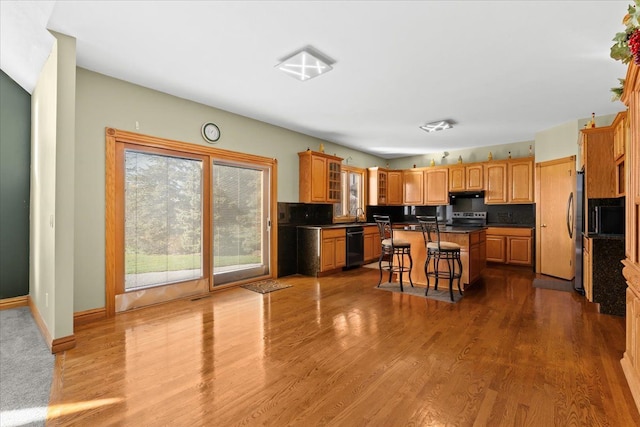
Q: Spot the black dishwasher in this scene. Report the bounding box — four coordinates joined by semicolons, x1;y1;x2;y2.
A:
345;226;365;268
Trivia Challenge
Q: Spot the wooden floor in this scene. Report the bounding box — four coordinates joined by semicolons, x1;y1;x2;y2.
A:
47;266;639;426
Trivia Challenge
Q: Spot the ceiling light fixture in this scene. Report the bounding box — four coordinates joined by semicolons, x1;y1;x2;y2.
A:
420;120;453;133
276;46;334;81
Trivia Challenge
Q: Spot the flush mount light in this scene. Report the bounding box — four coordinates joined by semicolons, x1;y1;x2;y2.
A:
420;120;453;133
276;46;334;81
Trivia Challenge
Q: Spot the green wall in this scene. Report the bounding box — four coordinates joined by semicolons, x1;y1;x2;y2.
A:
0;70;31;299
74;68;385;311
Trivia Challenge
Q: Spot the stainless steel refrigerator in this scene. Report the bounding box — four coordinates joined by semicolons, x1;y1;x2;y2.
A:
574;171;585;295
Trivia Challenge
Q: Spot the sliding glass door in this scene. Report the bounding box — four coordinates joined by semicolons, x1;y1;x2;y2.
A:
212;161;271;285
124;149;205;291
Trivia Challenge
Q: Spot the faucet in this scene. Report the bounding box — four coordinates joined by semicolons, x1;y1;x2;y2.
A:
354;207;365;223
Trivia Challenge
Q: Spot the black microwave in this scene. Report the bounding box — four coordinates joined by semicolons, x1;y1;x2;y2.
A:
593;206;625;235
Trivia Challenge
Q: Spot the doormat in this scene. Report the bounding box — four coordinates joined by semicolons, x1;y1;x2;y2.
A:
532;278;575;293
241;279;292;294
375;282;462;303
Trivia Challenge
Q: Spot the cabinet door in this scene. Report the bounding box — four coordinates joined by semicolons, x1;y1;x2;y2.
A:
466;164;484;190
377;170;388;205
321;238;336;271
364;233;374;261
509;159;534;203
310;155;328;202
425;168;449;205
403;170;424;205
449;167;465;191
335;237;346;267
486;235;506;263
583;237;593;302
387;171;403;205
327;160;342;203
507;236;532;265
485;162;508;204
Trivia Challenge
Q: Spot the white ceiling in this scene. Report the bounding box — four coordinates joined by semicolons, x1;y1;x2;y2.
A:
0;1;630;159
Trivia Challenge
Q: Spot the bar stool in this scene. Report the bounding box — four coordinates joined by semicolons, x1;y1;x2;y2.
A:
416;215;463;301
373;215;413;292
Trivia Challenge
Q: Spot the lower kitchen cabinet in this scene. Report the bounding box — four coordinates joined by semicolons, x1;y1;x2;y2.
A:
583;236;593;301
364;225;381;263
486;227;533;267
297;227;346;276
321;229;346;272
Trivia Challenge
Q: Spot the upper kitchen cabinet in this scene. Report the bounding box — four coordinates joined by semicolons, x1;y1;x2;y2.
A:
425;167;449;205
612;111;628;197
449;163;483;192
387;170;404;205
508;158;534;203
368;167;388;205
298;150;342;203
580;126;616;200
485;161;508;204
403;169;424;205
485;158;534;204
613;110;627;161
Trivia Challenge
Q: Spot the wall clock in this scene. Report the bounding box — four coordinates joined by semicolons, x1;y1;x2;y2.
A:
201;122;221;143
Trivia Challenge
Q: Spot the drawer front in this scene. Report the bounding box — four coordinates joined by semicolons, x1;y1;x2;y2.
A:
486;227;533;237
322;228;346;239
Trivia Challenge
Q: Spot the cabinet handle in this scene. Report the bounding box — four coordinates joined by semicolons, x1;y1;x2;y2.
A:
567;192;574;239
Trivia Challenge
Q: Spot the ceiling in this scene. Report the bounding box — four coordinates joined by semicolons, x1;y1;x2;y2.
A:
0;1;631;159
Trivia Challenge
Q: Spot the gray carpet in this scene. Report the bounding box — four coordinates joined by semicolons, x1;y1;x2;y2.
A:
532;278;575;293
0;307;54;427
375;282;463;303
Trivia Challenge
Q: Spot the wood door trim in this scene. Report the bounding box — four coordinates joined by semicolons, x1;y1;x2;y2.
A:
105;128;278;317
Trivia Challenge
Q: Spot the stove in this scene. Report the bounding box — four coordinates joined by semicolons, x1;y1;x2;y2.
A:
447;211;487;228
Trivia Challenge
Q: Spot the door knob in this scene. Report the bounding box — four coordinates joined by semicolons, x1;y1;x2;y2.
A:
541;224;547;227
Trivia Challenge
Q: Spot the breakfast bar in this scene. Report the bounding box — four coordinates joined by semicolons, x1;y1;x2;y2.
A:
393;225;487;291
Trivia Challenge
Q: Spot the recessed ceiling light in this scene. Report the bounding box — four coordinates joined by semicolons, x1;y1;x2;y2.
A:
276;46;333;81
420;120;453;133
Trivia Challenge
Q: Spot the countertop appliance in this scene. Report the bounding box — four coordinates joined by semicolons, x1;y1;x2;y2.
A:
593;205;625;235
447;211;487;227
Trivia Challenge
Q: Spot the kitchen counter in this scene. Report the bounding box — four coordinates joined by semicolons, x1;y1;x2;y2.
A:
393;227;487;289
397;224;486;234
297;222;377;230
486;223;535;228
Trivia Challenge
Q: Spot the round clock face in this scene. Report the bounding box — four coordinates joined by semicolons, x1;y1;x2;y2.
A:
201;122;220;143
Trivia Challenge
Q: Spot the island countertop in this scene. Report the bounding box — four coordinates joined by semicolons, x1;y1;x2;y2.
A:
394;224;486;234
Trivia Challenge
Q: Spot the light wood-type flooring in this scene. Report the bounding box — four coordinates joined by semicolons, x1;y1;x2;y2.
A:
47;266;639;426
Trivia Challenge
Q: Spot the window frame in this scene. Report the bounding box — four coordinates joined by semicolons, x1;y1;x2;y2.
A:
333;165;367;223
105;128;278;316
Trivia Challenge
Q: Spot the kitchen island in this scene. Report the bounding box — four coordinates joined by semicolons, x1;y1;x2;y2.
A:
393;226;487;290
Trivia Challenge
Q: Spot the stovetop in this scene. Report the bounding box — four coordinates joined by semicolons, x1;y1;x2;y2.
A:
447;211;487;227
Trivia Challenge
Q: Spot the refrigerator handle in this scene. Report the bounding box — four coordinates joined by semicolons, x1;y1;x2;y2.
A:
567;192;574;239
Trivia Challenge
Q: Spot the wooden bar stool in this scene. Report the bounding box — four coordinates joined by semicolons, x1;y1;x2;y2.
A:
416;215;463;301
373;215;413;292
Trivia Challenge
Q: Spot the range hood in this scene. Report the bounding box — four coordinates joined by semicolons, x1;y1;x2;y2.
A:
449;190;485;200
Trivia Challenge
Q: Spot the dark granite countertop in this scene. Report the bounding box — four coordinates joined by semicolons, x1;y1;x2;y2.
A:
297;222;377;230
584;232;625;240
396;225;486;234
486;223;535;228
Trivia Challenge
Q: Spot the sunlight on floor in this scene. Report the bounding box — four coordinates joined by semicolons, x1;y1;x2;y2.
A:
47;397;123;420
